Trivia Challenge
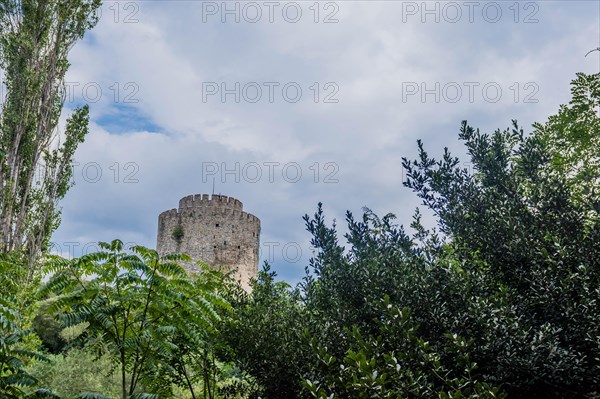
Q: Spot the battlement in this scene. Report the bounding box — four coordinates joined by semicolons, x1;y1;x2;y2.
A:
159;208;179;219
178;193;243;211
159;194;259;224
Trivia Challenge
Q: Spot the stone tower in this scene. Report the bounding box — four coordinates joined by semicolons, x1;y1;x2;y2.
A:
156;194;260;291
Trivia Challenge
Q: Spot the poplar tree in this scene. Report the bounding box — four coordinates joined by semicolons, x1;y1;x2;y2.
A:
0;0;101;273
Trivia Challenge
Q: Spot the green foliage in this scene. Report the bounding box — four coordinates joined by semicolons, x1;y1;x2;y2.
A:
0;0;101;266
534;72;600;209
222;264;308;399
31;298;66;354
300;205;507;398
215;367;258;399
401;73;600;397
305;298;504;398
0;252;58;398
143;264;232;399
27;348;121;399
0;292;55;398
0;293;40;398
40;240;230;399
171;225;184;244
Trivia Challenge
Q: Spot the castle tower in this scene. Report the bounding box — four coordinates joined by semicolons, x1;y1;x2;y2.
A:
156;194;260;291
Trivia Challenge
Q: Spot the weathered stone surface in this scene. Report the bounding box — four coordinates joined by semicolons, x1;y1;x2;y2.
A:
156;194;260;291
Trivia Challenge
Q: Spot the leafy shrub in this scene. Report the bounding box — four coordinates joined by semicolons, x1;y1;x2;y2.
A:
27;348;121;399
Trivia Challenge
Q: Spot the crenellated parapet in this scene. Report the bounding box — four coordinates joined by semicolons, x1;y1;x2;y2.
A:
178;193;243;211
159;194;258;224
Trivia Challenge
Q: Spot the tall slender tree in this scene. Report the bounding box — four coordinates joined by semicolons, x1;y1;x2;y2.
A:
0;0;101;274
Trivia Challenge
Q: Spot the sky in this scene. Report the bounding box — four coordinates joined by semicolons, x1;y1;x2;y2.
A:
47;0;600;285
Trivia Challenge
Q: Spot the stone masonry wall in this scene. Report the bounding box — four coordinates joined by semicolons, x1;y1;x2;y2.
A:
157;194;260;291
